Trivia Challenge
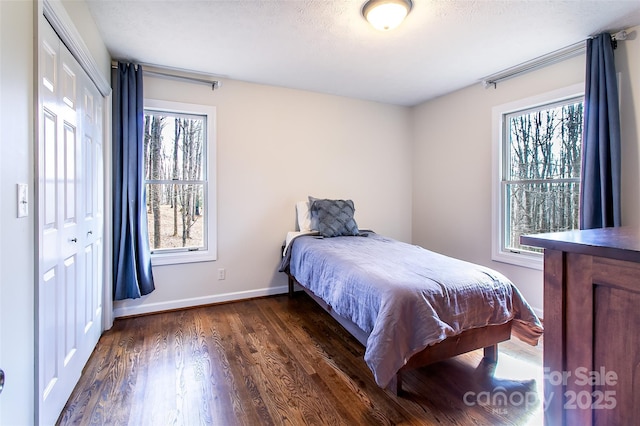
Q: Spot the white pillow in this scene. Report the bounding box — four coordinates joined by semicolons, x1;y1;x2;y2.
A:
296;200;312;232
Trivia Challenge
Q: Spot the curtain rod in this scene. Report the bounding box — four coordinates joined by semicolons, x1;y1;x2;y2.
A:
112;61;222;91
480;29;629;89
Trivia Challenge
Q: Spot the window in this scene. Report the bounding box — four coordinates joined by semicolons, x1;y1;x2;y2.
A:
492;84;583;269
143;99;216;265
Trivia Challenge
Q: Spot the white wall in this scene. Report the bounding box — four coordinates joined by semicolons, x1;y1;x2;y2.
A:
617;27;640;226
411;27;640;316
114;77;413;316
0;2;35;424
60;0;112;79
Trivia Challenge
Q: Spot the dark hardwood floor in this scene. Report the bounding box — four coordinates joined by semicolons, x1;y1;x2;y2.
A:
58;293;543;425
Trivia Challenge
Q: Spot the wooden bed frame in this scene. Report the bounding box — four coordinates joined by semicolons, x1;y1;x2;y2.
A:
287;274;513;395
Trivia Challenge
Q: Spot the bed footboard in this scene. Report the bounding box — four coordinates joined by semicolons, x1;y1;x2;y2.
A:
390;322;512;395
288;272;513;396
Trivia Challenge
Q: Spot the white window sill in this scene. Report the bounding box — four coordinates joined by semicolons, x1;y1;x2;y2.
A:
151;249;217;266
491;250;543;271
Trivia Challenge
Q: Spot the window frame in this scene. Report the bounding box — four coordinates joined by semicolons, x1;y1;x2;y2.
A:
143;98;217;266
491;83;584;270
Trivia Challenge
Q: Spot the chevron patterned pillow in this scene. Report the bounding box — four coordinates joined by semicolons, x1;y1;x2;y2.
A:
309;198;359;237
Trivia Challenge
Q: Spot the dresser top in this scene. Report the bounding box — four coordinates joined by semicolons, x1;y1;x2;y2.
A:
521;226;640;263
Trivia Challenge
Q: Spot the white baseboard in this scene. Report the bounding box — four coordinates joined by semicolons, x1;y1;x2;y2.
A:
113;285;290;318
113;284;545;326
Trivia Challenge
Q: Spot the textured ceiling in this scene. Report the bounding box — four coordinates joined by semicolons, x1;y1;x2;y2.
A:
86;0;640;106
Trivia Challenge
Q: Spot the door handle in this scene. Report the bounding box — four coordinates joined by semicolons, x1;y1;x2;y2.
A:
70;238;77;243
0;369;5;395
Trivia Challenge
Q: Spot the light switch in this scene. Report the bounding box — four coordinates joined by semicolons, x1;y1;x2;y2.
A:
17;183;28;218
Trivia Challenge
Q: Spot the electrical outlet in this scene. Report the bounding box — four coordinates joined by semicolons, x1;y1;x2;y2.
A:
217;268;226;280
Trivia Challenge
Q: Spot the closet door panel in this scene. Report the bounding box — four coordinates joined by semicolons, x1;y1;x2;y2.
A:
37;19;104;425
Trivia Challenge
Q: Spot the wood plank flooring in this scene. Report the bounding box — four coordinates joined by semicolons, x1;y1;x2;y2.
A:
57;293;543;425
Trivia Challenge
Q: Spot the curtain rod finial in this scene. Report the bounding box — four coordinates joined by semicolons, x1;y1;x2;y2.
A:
612;30;627;41
481;80;497;89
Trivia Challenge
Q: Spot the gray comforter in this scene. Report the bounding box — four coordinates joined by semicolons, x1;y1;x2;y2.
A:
280;232;543;388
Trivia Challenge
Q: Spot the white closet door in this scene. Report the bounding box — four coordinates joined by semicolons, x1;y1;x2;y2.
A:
38;20;103;425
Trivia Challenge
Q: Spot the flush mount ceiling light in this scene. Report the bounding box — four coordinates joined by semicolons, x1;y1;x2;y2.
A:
362;0;413;31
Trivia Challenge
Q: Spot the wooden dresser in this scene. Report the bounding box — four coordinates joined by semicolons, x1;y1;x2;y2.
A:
521;227;640;426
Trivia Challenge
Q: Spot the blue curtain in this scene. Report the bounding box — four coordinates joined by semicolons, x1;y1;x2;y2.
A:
579;33;622;230
113;63;155;300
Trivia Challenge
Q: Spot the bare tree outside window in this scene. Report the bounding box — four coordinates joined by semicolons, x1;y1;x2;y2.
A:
503;98;583;253
143;110;206;252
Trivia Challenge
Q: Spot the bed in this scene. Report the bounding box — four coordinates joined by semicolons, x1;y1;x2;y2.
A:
278;198;543;394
